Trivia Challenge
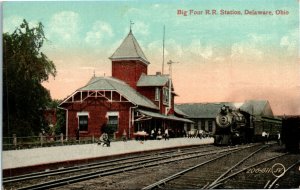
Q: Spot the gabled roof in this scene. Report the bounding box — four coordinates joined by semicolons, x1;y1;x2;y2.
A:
175;102;236;119
137;74;169;87
239;100;273;117
109;30;150;65
174;105;189;117
78;76;158;110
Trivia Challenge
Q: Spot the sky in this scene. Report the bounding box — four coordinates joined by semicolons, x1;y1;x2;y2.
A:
2;0;300;115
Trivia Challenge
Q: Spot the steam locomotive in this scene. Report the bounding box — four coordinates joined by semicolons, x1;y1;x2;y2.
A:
214;105;249;145
214;105;281;145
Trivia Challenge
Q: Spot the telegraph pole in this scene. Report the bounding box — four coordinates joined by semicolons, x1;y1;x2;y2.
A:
162;25;165;74
167;60;179;113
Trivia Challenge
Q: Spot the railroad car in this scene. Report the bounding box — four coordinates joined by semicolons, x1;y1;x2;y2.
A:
281;116;300;153
214;105;281;145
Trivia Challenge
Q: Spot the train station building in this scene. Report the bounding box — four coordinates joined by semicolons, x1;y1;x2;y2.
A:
59;29;193;140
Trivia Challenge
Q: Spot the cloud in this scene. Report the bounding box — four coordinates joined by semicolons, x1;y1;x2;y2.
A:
3;15;39;34
49;11;80;41
85;21;114;45
165;39;183;59
146;39;183;63
280;29;298;56
188;40;213;60
124;21;149;36
153;4;160;8
3;15;23;33
106;39;123;57
230;33;264;62
134;21;149;36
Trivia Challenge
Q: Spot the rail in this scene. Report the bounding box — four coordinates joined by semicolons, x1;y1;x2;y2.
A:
12;145;245;190
266;160;300;189
142;144;258;190
207;153;288;189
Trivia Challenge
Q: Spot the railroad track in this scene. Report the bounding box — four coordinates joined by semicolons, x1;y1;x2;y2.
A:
3;146;187;181
4;144;251;190
142;143;289;189
52;144;260;190
3;145;216;184
265;160;300;189
212;154;299;189
3;144;218;189
217;151;299;189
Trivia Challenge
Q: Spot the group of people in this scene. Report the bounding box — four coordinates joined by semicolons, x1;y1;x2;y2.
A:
187;129;209;139
262;131;281;145
150;128;170;140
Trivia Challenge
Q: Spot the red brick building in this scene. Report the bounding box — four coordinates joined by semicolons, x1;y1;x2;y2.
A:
59;29;192;140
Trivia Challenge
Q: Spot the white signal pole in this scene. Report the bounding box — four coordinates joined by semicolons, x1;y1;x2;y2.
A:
166;60;179;113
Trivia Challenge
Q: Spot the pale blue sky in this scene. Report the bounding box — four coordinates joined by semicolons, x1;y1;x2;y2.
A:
2;0;300;114
3;0;298;53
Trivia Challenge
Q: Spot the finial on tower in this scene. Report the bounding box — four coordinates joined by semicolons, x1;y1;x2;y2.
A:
130;20;134;32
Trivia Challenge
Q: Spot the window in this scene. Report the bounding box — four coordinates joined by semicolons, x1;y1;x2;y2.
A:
163;87;169;105
79;116;88;131
77;112;89;132
208;120;213;132
106;112;119;132
201;120;205;130
108;116;118;131
155;87;160;101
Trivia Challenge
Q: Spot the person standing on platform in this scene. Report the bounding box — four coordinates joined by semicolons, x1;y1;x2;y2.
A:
164;128;169;140
122;129;127;142
76;128;80;141
277;131;281;145
262;131;267;144
157;128;162;140
150;129;155;140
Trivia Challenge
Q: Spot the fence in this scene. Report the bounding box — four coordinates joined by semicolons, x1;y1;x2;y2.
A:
2;133;98;150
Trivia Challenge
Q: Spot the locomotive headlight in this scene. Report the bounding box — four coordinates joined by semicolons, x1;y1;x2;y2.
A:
221;116;228;124
216;113;232;128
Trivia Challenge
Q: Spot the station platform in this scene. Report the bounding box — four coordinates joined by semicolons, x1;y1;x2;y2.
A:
3;137;214;170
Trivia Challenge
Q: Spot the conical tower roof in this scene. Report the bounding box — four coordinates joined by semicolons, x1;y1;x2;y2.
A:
109;30;150;65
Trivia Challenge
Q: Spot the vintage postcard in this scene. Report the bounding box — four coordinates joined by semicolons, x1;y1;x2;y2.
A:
2;0;300;189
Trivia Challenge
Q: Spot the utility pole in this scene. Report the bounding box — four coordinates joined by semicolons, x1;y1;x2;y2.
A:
167;60;178;80
166;60;179;114
162;25;165;74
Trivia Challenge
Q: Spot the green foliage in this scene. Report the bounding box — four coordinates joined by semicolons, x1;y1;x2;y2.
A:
54;101;66;135
103;124;118;135
3;19;57;137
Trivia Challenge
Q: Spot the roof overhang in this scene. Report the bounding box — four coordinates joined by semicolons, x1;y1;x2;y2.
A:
59;89;130;107
137;109;194;123
109;57;150;65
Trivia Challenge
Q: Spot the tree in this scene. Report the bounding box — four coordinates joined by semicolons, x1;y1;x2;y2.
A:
46;99;66;136
3;19;57;137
